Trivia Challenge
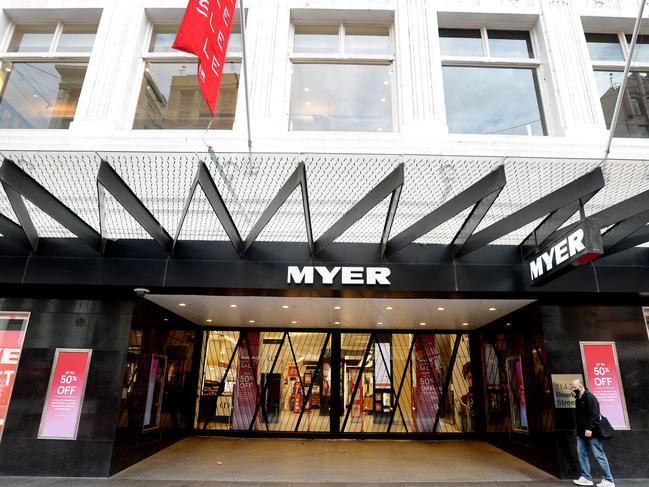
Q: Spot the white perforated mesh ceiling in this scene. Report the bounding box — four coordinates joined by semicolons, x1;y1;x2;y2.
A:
0;151;648;249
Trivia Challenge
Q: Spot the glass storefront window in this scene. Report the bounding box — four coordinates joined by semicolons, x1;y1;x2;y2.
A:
439;29;483;57
57;24;97;53
443;66;545;135
488;30;533;59
8;25;56;52
293;25;339;54
149;24;242;53
0;61;88;129
345;25;391;55
593;70;649;138
133;62;240;130
289;63;393;132
586;34;624;62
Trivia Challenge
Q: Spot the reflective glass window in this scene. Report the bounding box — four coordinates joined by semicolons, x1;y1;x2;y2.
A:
293;25;339;54
289;63;393;132
345;25;391;55
0;62;88;129
57;24;97;52
149;24;241;53
586;34;624;62
626;35;649;64
439;29;483;57
133;62;240;129
443;66;545;135
488;30;533;58
8;25;56;52
593;70;649;138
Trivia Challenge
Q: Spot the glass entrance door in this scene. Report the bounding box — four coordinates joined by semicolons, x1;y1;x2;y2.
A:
196;330;473;435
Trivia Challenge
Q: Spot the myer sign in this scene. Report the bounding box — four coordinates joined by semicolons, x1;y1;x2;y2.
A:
287;266;391;286
528;220;603;286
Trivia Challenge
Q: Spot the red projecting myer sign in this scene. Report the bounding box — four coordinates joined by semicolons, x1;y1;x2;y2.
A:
173;0;238;114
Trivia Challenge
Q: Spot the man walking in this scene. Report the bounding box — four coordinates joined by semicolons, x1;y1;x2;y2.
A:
572;378;615;487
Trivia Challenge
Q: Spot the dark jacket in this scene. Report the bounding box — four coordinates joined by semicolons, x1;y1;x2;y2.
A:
575;389;600;438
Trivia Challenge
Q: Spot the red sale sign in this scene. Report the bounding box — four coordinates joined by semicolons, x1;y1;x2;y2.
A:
0;312;30;441
414;334;441;432
580;342;630;430
173;0;238;114
232;332;259;430
38;349;92;440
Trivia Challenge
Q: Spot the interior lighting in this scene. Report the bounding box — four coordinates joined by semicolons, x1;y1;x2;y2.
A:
383;80;389;85
282;305;289;309
385;306;393;310
333;306;341;310
163;318;168;322
291;320;298;324
334;321;340;325
380;97;386;102
305;101;311;106
229;304;237;308
419;322;426;326
178;303;187;307
377;322;383;325
206;319;213;323
248;320;255;323
304;87;310;92
488;307;497;311
461;322;469;327
437;307;445;311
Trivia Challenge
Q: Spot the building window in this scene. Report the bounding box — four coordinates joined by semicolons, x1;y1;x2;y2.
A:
586;32;649;138
133;22;242;130
289;22;395;132
0;23;96;129
440;28;546;136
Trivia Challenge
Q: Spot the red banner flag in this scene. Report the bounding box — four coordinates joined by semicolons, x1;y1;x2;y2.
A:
173;0;238;114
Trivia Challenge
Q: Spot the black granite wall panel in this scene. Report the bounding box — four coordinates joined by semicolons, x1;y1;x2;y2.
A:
0;298;134;477
542;305;649;479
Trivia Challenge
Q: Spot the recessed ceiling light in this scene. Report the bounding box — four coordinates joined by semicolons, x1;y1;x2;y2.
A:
505;322;512;327
178;303;187;307
333;306;341;310
461;322;469;327
229;304;237;308
248;320;255;323
489;307;497;311
305;101;311;106
437;307;445;311
385;306;393;310
163;318;168;322
304;87;310;92
419;322;427;326
383;80;389;85
282;305;289;309
377;322;383;325
206;319;213;323
291;320;298;324
334;321;340;325
380;97;386;102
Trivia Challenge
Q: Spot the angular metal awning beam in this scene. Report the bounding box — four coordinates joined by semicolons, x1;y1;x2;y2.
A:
456;167;605;257
1;158;101;252
386;165;506;257
97;160;173;253
520;189;601;258
242;162;313;255
173;161;243;255
604;224;649;257
314;163;404;256
0;213;31;250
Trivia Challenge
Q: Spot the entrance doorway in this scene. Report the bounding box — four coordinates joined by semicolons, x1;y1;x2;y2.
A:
196;330;473;436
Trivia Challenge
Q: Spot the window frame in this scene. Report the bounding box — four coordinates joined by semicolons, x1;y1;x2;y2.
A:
439;26;547;136
0;21;97;130
586;30;649;138
129;20;244;130
287;21;399;133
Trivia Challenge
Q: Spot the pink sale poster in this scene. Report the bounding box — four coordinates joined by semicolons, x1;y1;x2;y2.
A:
38;349;92;440
580;342;629;429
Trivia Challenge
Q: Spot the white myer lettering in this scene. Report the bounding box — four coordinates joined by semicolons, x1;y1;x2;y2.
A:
287;266;391;286
530;228;586;280
287;266;314;284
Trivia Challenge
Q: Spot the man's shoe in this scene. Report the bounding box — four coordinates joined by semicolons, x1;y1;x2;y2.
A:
573;477;594;486
597;480;615;487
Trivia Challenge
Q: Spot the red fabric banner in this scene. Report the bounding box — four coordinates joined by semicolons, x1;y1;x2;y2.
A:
414;334;440;432
232;331;260;430
173;0;238;114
